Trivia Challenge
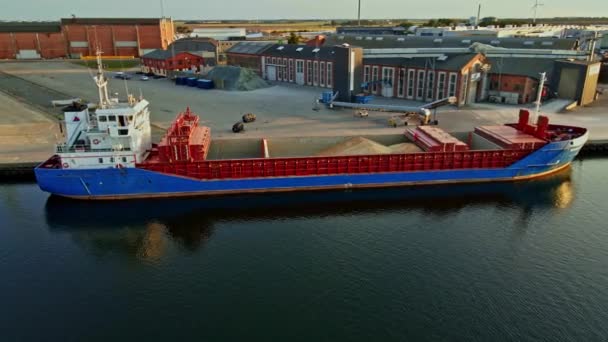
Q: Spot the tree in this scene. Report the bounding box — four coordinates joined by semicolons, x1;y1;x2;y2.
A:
287;32;300;44
176;26;192;34
398;21;414;28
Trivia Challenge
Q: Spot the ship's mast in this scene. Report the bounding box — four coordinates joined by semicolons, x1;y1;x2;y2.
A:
94;48;111;109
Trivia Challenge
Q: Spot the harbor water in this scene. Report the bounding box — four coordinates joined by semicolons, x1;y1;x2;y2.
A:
1;158;608;341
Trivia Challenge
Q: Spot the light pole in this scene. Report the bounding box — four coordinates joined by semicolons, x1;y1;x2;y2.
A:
358;0;361;26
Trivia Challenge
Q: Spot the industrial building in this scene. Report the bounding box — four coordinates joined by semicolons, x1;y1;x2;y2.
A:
258;44;335;88
190;28;246;40
225;42;274;74
141;38;216;76
141;50;205;76
362;54;490;106
0;17;174;59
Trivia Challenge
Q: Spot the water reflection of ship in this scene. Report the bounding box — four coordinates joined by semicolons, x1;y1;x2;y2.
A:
45;169;575;258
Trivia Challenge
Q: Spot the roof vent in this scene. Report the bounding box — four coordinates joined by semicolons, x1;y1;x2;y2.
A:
437;55;448;61
365;37;373;40
523;41;534;45
376;37;384;40
296;47;303;52
541;41;554;46
312;48;320;53
338;36;344;40
355;36;363;40
462;39;471;44
397;37;405;41
433;38;443;43
490;40;500;45
277;46;284;50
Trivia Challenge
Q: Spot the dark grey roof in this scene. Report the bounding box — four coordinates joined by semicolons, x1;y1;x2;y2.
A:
226;42;274;55
60;18;162;25
486;57;555;79
363;53;479;71
261;44;337;60
0;22;61;33
169;38;217;53
325;35;579;50
337;26;406;34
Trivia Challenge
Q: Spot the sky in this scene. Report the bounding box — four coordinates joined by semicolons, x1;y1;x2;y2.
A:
1;0;606;21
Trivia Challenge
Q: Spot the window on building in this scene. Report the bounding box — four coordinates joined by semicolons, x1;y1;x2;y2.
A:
296;60;303;73
461;73;469;103
437;72;446;99
407;70;415;99
278;60;283;81
98;158;103;164
313;61;319;86
372;66;379;93
426;71;435;100
382;67;394;96
122;157;127;163
320;62;326;87
326;62;332;87
118;129;129;136
416;70;425;100
398;68;405;97
99;116;107;122
307;61;313;85
363;65;370;83
289;59;294;82
108;115;116;122
448;73;458;97
110;157;115;163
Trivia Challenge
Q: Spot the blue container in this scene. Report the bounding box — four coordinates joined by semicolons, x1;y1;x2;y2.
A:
186;77;198;87
321;91;334;104
175;76;185;85
355;94;373;104
197;79;214;89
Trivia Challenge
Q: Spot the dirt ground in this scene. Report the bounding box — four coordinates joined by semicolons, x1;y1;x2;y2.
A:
0;61;607;165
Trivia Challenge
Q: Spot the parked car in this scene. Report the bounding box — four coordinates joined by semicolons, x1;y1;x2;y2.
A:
140;76;149;81
152;75;166;79
113;72;132;80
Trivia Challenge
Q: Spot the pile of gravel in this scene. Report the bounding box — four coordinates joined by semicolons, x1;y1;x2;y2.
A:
206;66;269;91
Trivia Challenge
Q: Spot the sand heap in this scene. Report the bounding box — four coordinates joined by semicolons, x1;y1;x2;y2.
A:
388;143;423;154
315;137;423;157
206;66;269;91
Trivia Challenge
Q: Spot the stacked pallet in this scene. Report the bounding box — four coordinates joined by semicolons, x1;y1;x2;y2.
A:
406;126;469;152
158;108;211;162
474;125;546;150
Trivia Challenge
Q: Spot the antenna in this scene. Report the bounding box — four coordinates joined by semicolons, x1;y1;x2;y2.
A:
94;48;110;108
532;0;544;25
476;3;481;27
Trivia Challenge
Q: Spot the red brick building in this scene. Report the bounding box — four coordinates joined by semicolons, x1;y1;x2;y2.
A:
0;22;66;59
0;18;174;59
141;51;204;76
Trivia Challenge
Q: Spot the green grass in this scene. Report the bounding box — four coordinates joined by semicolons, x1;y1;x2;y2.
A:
71;59;140;71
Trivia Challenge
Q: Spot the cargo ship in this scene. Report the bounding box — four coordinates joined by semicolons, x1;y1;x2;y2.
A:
35;56;588;200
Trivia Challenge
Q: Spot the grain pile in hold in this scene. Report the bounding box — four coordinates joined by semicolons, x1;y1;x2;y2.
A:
206;66;269;91
315;137;393;156
388;143;423;154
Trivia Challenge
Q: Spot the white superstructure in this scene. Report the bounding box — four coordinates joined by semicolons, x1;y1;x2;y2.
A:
56;50;152;170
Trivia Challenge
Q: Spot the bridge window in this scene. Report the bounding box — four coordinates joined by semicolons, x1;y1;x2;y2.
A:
108;115;116;122
99;116;107;122
118;129;129;136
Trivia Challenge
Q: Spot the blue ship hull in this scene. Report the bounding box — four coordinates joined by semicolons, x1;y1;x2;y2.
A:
35;135;586;200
